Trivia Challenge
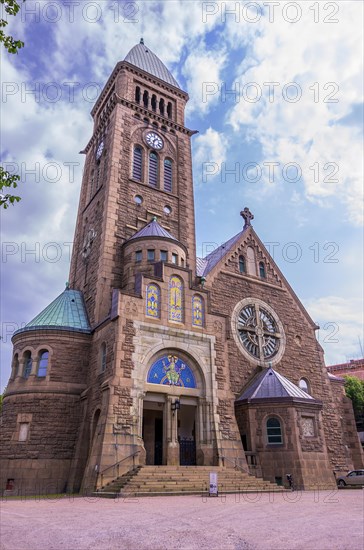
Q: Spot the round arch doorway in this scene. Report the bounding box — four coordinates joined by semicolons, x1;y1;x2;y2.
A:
142;352;208;466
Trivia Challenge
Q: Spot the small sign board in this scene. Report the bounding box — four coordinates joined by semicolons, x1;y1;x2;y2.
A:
209;472;218;496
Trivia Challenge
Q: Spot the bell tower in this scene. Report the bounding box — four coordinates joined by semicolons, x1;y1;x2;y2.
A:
69;39;197;324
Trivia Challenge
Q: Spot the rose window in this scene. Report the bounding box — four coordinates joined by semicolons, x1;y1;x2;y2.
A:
236;302;282;360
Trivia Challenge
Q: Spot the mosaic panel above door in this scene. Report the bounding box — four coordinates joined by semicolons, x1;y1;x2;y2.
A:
147;355;196;388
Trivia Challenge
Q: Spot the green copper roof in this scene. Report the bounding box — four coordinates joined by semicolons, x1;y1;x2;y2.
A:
14;289;91;336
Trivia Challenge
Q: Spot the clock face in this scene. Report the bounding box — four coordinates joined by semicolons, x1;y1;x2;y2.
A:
145;132;163;150
96;141;104;160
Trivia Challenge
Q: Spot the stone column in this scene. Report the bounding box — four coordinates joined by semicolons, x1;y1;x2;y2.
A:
166;395;180;465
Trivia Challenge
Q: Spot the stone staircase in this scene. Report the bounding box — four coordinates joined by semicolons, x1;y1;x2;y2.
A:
96;466;284;498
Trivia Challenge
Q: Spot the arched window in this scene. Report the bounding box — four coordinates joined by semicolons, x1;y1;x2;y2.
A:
100;343;107;373
146;283;160;318
299;378;310;394
23;351;32;379
259;262;266;279
169;276;183;322
143;90;149;108
164;159;173;192
266;417;283;444
135;86;141;103
12;354;19;378
239;255;246;274
167;102;172;119
37;350;49;377
159;98;165;115
151;94;157;111
133;146;143;181
192;295;204;327
149;152;158;187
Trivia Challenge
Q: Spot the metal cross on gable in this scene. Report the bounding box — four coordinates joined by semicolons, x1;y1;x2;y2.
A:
240;207;254;229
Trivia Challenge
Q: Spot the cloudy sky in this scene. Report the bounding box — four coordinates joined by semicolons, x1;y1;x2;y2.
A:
1;0;363;390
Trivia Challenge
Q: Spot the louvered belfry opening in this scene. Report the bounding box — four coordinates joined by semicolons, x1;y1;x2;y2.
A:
133;146;143;181
149;152;158;187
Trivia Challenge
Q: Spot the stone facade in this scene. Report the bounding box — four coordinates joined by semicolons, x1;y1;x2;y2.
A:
1;41;362;495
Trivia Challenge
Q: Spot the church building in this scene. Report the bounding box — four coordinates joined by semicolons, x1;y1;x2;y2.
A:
1;40;362;495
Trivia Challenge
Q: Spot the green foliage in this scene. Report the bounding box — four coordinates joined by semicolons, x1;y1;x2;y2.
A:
0;0;24;54
0;166;21;208
1;1;24;208
344;375;364;420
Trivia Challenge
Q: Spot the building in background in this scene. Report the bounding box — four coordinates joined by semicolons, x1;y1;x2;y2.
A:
327;358;364;381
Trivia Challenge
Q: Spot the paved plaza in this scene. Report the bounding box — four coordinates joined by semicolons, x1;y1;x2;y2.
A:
1;490;363;550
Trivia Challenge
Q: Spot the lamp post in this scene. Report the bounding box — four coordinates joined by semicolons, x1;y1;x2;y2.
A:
171;398;180;415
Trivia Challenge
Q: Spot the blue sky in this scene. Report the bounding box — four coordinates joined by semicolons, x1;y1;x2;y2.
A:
1;0;363;390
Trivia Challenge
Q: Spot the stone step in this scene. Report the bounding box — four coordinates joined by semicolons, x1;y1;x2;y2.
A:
99;466;281;497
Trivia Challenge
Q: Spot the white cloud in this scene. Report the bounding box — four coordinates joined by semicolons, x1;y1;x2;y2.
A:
193;127;228;185
183;45;227;115
225;1;364;225
304;296;364;365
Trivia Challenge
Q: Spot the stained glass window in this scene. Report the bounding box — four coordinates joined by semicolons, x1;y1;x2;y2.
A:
237;302;281;360
192;295;204;327
169;276;183;322
146;283;160;318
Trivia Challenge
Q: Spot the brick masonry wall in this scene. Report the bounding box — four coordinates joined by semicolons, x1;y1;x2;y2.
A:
206;257;354;471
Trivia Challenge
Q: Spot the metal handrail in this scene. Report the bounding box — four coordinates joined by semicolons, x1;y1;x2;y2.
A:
221;455;252;476
98;450;141;488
